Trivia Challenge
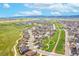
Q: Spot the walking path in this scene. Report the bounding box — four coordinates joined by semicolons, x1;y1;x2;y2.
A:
52;30;61;52
13;39;18;56
52;24;61;52
13;33;23;56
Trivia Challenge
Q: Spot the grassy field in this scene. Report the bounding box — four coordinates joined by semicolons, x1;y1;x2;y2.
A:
0;22;32;56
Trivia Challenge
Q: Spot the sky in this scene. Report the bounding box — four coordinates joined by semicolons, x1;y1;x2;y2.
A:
0;3;79;17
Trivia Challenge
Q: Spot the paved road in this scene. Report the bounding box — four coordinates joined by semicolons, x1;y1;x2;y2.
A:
36;49;63;56
64;29;71;56
28;29;37;49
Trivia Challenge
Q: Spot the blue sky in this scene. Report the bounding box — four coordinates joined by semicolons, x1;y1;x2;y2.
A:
0;3;79;17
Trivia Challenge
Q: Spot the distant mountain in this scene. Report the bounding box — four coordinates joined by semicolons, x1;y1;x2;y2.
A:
0;15;79;19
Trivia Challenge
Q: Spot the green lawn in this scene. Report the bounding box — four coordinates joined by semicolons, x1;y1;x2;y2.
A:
55;30;65;54
56;23;64;29
48;30;59;52
0;22;32;56
41;30;59;52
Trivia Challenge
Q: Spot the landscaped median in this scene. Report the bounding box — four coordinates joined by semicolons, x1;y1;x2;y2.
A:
54;23;65;54
55;30;65;54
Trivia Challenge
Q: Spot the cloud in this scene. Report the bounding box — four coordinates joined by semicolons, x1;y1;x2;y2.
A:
24;3;50;10
13;14;23;16
14;3;79;17
3;4;10;8
24;4;29;7
72;9;78;12
70;3;79;7
19;10;42;16
14;10;42;16
51;12;61;16
48;3;79;14
24;3;79;13
49;4;71;12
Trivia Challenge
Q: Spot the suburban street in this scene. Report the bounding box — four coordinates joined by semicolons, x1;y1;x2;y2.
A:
28;29;36;49
64;29;71;56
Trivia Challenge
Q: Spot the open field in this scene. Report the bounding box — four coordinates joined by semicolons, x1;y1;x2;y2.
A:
0;19;31;23
0;22;32;56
